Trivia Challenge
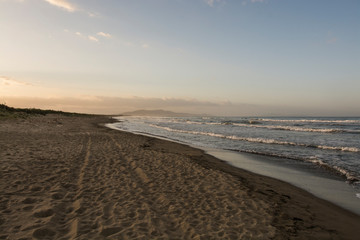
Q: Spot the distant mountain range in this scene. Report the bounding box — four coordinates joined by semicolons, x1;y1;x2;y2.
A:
121;109;206;117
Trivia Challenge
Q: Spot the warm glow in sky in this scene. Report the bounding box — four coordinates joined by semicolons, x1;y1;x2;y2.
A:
1;0;359;115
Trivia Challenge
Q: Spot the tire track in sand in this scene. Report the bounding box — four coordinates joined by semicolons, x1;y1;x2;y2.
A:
69;132;91;240
108;135;150;185
107;134;186;238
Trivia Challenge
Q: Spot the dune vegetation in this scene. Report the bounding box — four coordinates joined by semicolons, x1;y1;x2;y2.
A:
0;104;86;119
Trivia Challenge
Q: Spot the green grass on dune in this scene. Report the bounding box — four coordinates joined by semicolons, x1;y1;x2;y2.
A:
0;104;88;119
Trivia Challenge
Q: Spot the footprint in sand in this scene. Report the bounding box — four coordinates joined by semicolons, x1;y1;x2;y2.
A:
22;197;37;204
32;228;56;239
100;226;122;237
30;186;43;192
23;205;34;211
51;192;64;200
33;209;54;218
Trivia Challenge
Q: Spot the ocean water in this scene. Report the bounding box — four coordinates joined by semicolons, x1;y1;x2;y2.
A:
109;116;360;191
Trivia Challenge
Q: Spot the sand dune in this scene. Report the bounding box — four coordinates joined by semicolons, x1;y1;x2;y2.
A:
0;115;359;239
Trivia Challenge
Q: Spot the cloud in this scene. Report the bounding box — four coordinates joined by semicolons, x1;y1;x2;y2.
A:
11;0;98;16
88;35;99;42
327;37;337;44
69;30;101;42
204;0;224;7
97;32;112;38
0;76;32;86
87;12;100;18
124;42;135;47
44;0;76;12
121;41;150;49
142;43;149;49
326;31;337;44
242;0;266;4
3;0;25;2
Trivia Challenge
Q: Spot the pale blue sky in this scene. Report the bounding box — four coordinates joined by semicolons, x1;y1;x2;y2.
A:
1;0;359;115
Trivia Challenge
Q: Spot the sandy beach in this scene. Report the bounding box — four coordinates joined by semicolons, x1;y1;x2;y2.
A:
1;114;360;239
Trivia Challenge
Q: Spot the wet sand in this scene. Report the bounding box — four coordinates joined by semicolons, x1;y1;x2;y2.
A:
0;114;359;239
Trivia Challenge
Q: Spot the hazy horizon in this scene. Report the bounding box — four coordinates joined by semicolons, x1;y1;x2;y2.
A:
1;0;359;116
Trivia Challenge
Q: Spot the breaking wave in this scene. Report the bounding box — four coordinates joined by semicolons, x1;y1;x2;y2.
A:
257;118;360;124
168;120;359;134
230;149;359;183
149;124;359;152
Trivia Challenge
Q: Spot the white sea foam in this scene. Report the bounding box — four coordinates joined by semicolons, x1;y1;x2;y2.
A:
168;119;359;133
149;124;360;152
230;149;360;182
316;146;359;152
231;123;351;133
306;158;359;182
257;118;360;124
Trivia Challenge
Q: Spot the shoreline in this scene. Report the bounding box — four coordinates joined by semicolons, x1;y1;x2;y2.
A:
107;120;360;215
1;114;360;239
207;148;360;215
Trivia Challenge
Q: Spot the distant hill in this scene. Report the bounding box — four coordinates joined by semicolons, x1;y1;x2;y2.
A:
121;109;204;117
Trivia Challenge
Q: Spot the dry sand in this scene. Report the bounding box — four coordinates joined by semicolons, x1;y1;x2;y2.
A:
0;115;359;239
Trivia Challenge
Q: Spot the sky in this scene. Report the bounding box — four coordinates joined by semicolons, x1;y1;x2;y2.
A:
1;0;359;116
